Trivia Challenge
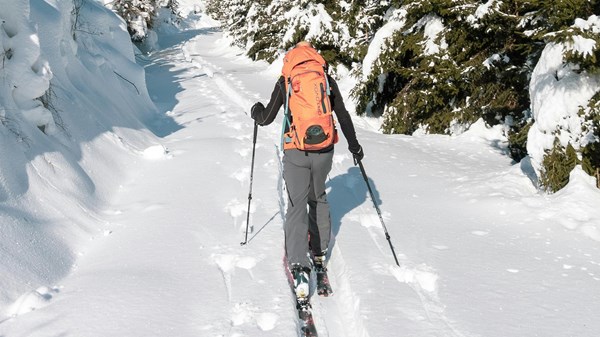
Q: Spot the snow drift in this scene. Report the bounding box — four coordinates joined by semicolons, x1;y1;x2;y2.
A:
0;0;163;314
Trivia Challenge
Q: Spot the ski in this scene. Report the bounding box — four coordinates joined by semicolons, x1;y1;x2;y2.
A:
283;256;319;336
297;302;318;337
316;269;333;297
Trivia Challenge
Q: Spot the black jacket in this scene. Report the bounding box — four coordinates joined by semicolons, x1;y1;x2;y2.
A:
252;75;361;153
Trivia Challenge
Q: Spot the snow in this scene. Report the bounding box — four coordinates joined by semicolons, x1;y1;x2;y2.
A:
527;14;600;177
418;14;447;56
281;2;338;49
1;1;600;337
361;9;448;80
466;0;497;27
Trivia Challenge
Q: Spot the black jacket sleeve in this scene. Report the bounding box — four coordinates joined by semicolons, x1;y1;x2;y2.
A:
252;76;286;126
328;76;361;152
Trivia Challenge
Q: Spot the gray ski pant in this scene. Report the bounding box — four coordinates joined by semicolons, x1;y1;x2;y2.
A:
283;149;333;269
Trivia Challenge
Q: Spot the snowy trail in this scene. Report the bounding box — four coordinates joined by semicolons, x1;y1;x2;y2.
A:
178;32;365;337
2;16;600;337
175;29;476;337
157;29;414;337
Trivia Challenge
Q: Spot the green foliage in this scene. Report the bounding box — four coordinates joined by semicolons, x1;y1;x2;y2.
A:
547;26;600;74
535;0;596;31
209;0;600;191
581;93;600;184
540;139;579;193
507;120;532;162
356;0;539;137
207;0;388;67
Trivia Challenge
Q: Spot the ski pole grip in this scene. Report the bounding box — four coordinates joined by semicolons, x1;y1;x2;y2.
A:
253;122;258;144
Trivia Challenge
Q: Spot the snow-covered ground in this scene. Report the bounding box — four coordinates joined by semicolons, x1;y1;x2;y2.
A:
1;2;600;337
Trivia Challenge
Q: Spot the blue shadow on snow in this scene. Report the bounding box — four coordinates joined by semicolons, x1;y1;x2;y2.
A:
141;27;221;138
326;166;382;245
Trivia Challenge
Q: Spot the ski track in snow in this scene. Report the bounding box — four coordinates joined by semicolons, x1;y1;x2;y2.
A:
330;156;473;337
177;32;380;336
176;29;479;337
181;42;277;333
6;17;598;337
183;41;339;337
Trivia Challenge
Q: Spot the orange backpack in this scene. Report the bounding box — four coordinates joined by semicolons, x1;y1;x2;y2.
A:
281;46;338;151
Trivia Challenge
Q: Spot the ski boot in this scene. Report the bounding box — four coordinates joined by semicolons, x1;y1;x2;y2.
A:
313;253;333;297
291;264;311;308
313;254;327;273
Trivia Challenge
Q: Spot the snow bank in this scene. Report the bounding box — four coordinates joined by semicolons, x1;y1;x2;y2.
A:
0;0;51;129
0;0;161;316
551;166;600;242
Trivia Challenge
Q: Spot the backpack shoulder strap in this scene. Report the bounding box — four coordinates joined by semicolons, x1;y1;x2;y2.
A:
281;80;293;149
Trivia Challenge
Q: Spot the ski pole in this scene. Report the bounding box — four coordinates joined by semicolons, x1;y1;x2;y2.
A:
356;159;400;266
241;122;259;246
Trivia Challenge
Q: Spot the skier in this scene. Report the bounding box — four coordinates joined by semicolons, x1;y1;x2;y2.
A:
250;41;363;303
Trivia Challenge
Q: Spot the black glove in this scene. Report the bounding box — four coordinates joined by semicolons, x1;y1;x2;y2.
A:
350;145;364;164
251;102;264;122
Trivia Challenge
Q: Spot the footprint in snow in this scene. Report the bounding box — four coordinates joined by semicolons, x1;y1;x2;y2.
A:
212;253;259;304
231;302;254;326
142;144;171;160
580;225;600;242
358;213;381;229
225;198;257;231
230;302;279;332
235;147;250;157
390;263;439;294
225;199;248;218
213;254;257;273
256;312;279;331
8;286;60;316
231;167;250;184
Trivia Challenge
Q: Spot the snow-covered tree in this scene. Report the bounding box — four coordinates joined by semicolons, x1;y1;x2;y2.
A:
353;1;544;137
206;0;600;191
206;0;387;68
111;0;158;42
528;10;600;192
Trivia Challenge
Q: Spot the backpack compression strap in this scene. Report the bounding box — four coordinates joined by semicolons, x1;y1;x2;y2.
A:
281;80;293;149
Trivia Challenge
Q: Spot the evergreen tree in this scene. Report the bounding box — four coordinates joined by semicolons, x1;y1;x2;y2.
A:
206;0;274;62
206;0;600;191
206;0;387;67
580;93;600;187
353;0;543;137
111;0;158;42
533;4;600;192
540;139;578;192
